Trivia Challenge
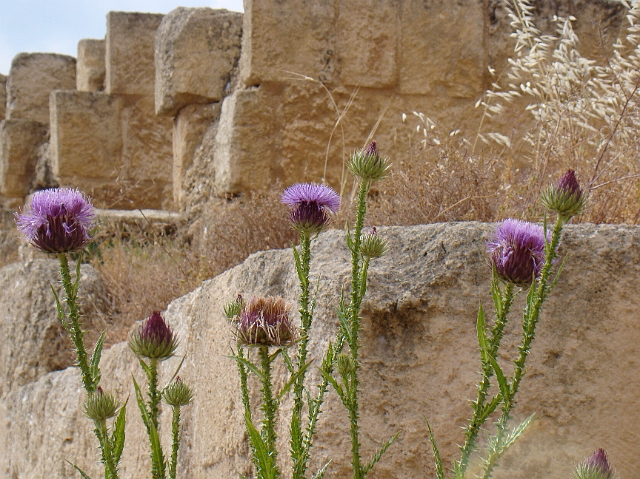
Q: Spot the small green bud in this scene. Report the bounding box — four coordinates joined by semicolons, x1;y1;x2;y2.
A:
128;311;179;361
348;141;391;181
574;449;615;479
360;227;387;259
224;294;245;320
337;353;355;377
163;377;194;407
540;169;586;219
84;387;120;421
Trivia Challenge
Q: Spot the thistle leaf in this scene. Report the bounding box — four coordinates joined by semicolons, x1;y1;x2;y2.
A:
487;355;510;407
312;460;332;479
362;431;400;476
89;331;106;386
112;401;127;464
67;461;92;479
425;419;445;479
230;353;265;382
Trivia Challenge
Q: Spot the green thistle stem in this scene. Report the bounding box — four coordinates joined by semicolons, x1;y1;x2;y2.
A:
57;253;94;392
259;345;280;477
169;406;181;479
238;348;252;422
96;419;118;479
148;358;160;433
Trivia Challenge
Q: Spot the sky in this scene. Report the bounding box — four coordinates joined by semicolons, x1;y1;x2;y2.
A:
0;0;244;75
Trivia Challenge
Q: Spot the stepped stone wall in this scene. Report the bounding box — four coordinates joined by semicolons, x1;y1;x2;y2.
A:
0;0;627;211
0;224;639;478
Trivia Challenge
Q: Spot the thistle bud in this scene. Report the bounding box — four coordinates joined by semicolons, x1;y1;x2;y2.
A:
129;311;179;361
540;169;586;219
224;295;245;320
360;227;388;259
84;387;120;421
234;296;297;347
163;377;194;407
347;141;391;181
337;353;355;377
574;449;615;479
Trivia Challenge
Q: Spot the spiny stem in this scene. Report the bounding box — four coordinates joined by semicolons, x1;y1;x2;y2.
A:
170;406;181;479
97;419;118;479
259;345;280;477
148;358;160;433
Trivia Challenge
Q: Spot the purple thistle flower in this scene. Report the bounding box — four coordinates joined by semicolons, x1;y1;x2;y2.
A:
235;296;297;347
15;188;95;254
282;183;340;234
487;219;548;286
129;311;179;360
585;449;613;474
364;141;378;156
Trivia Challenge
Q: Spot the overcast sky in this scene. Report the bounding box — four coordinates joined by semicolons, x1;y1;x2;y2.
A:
0;1;244;75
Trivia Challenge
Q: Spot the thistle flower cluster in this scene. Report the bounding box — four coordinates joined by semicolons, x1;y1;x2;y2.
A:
163;377;194;407
541;169;586;218
233;296;297;347
84;387;120;422
487;219;548;286
347;141;391;181
15;188;95;253
282;183;340;234
129;311;179;361
574;449;615;479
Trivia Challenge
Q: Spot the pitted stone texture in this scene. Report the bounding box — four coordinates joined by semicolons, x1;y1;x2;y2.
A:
106;12;163;96
6;53;76;124
336;0;398;88
0;259;110;398
2;224;640;478
240;0;337;85
399;0;485;97
0;74;6;119
0;119;48;198
77;39;106;92
173;103;219;206
155;8;242;117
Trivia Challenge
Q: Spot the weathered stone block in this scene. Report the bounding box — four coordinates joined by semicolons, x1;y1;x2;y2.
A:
155;8;242;117
173;103;219;206
77;39;106;92
0;74;6;120
6;53;76;124
337;0;398;88
0;119;48;198
50;90;123;185
399;0;485;97
106;12;163;96
240;0;337;85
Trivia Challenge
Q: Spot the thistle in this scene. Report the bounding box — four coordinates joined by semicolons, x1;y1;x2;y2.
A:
223;294;245;320
487;219;547;286
574;449;615;479
84;387;120;422
282;183;340;234
360;227;388;259
234;296;297;347
163;377;194;407
540;169;586;219
347;141;391;181
15;188;95;253
129;311;179;361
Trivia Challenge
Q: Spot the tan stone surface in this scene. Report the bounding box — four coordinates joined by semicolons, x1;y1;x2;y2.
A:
105;12;163;96
337;0;398;88
0;259;110;397
0;74;6;120
173;103;219;206
155;8;242;117
240;0;337;86
2;224;640;478
77;39;106;92
6;53;76;124
0;119;48;198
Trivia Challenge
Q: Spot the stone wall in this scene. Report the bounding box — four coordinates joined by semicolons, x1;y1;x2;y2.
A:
0;1;627;211
1;223;639;478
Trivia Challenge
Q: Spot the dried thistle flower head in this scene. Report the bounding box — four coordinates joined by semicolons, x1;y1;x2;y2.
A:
347;141;391;181
574;449;615;479
84;387;120;422
235;296;297;347
487;219;548;286
163;377;194;407
15;188;95;253
360;227;388;259
224;294;246;320
281;183;340;234
129;311;179;361
541;169;586;218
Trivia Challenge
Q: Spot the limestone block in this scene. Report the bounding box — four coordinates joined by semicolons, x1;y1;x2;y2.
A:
6;53;76;124
50;90;123;187
240;0;337;85
155;8;242;117
336;0;398;88
3;224;640;478
173;103;219;206
0;119;48;198
399;0;485;98
0;74;6;119
0;259;110;397
77;39;106;92
106;12;163;96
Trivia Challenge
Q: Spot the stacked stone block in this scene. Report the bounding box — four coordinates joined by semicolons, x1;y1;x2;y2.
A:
77;39;106;92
